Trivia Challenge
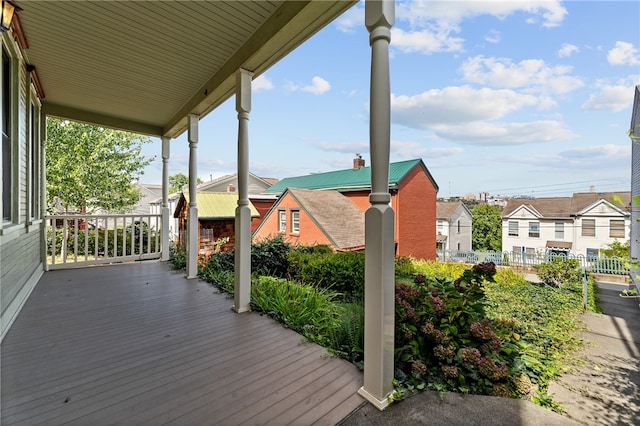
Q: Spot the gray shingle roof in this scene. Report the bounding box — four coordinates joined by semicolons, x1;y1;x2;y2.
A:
288;188;365;250
502;191;631;218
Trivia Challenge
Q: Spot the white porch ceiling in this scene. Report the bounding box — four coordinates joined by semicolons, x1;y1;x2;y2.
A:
16;1;356;138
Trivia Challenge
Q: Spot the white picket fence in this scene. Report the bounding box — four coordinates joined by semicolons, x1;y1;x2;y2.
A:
46;214;163;270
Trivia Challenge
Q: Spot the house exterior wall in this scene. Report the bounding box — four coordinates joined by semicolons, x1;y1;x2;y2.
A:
253;192;333;248
502;206;630;258
396;165;437;260
249;198;276;232
1;32;45;340
444;205;472;251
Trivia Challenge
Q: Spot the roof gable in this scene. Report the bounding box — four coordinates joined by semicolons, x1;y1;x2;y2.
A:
577;199;629;217
504;204;542;219
264;159;436;195
175;192;259;219
436;201;470;219
502;191;631;219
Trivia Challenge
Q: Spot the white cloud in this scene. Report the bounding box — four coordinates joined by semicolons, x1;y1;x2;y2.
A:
558;43;579;58
315;141;370;154
396;1;567;28
314;140;463;161
504;144;630;169
607;41;640;66
285;76;331;95
252;75;273;91
335;4;364;33
391;86;540;128
484;30;501;44
430;120;578;146
582;77;638;112
460;55;584;94
391;27;464;54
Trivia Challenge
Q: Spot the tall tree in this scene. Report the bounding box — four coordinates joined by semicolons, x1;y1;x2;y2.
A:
46;118;153;213
169;172;202;194
472;204;503;251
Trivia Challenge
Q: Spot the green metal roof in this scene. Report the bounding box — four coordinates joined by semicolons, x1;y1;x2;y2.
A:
264;159;432;195
183;192;259;218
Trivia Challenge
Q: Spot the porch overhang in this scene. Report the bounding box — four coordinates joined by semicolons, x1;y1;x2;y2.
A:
546;240;572;250
17;1;357;138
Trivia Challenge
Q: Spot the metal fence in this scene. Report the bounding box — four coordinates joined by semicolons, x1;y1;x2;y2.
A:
437;249;630;276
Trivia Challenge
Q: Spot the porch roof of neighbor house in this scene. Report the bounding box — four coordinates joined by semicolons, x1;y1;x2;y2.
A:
502;191;631;219
175;192;259;219
15;1;356;138
264;158;438;195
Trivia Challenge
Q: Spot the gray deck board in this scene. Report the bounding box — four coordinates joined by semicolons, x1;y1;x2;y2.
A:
1;261;364;425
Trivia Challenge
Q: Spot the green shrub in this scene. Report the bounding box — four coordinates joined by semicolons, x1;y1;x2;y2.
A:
328;302;364;365
287;250;365;301
534;258;581;288
169;241;187;270
395;256;418;278
250;276;340;342
251;235;292;277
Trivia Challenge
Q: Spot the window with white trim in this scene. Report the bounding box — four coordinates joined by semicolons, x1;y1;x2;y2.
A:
508;221;518;237
2;47;12;222
291;210;299;233
528;221;539;238
278;210;286;233
582;219;595;237
437;220;443;235
609;219;625;238
554;222;564;239
457;220;461;234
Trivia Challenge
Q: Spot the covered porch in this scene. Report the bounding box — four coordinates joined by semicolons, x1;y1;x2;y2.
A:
1;261;364;424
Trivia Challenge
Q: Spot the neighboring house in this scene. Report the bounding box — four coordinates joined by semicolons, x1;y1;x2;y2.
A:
502;191;631;259
263;158;439;260
174;192;259;254
436;201;472;252
253;188;365;251
630;85;640;292
150;173;277;239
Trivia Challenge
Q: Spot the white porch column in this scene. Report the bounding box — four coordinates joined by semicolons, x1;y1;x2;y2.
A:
358;0;395;411
186;114;199;279
41;115;48;271
233;69;253;313
161;136;170;261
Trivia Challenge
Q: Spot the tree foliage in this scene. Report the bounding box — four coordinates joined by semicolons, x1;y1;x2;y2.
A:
169;172;202;194
46;118;153;213
472;204;502;251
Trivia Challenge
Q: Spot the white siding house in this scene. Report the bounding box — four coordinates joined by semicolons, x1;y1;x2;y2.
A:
436;201;472;252
502;192;631;259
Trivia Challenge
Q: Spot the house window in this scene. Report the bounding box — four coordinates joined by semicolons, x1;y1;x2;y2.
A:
291;210;299;233
508;221;518;237
586;248;599;261
555;222;564;239
457;242;461;250
609;220;625;238
278;210;286;233
2;47;12;222
437;220;443;235
457;220;461;234
582;219;595;237
29;99;40;220
528;221;540;238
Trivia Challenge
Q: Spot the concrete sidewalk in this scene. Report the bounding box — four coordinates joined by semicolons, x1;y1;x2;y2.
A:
339;280;639;426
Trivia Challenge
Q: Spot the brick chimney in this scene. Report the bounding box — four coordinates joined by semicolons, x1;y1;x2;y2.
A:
353;154;365;170
227;183;235;192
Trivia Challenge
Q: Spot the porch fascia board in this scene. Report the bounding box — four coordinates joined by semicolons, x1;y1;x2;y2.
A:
42;103;163;137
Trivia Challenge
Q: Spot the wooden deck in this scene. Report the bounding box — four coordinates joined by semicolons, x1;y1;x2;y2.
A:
1;261;365;425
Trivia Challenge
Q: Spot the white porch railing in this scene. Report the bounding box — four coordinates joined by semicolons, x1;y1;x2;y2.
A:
45;214;163;270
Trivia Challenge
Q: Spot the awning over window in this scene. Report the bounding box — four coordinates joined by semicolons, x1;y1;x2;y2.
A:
436;235;448;242
546;240;572;249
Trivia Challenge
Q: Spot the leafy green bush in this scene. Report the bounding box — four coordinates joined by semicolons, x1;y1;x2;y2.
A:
251;235;292;277
287;250;365;301
534;257;581;288
395;256;418;278
169;241;186;270
395;263;526;399
250;276;340;342
328;302;364;365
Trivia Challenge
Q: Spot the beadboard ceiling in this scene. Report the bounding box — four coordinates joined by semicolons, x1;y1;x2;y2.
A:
16;1;356;138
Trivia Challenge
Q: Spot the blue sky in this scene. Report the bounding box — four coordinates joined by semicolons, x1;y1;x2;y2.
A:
140;0;640;198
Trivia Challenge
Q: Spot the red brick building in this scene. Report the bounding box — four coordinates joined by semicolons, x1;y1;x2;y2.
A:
257;158;438;259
